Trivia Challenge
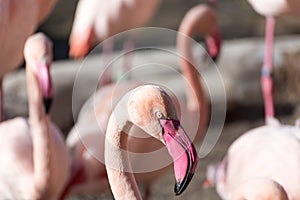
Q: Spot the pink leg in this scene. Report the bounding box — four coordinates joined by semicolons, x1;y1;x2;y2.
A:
98;39;114;88
118;37;134;81
261;16;275;121
99;38;134;87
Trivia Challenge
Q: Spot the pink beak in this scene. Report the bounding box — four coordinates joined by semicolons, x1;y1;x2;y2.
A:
69;28;95;59
37;62;53;114
160;119;198;195
205;29;222;61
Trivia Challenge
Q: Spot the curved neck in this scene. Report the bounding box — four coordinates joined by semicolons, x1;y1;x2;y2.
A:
26;64;51;197
178;36;207;112
177;21;209;138
177;27;209;136
105;92;142;200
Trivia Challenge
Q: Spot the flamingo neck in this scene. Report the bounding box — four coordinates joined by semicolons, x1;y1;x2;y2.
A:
26;64;51;198
105;92;142;200
36;0;57;24
177;31;209;138
27;64;44;120
178;36;207;112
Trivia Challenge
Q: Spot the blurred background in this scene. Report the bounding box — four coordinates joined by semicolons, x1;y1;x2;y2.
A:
37;0;300;60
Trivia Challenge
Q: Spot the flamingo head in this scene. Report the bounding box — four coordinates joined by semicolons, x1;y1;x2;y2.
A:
178;4;222;62
128;84;198;195
24;33;53;114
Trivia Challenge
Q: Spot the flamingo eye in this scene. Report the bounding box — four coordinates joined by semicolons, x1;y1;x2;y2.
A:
156;111;163;119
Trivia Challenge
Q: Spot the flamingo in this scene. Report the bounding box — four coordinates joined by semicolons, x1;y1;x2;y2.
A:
202;3;300;198
61;4;221;198
231;178;289;200
104;84;198;199
206;118;300;199
177;4;221;112
0;0;57;121
69;0;161;58
247;0;300;122
0;33;70;199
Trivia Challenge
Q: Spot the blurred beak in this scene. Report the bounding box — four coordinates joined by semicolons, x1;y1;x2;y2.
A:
69;28;95;59
159;119;198;195
37;62;53;114
69;35;91;59
205;29;222;62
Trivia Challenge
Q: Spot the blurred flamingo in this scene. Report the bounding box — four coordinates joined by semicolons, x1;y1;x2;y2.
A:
0;0;57;121
205;118;300;199
105;84;198;199
204;2;300;197
231;178;289;200
69;0;161;58
61;4;221;199
247;0;300;122
0;33;70;199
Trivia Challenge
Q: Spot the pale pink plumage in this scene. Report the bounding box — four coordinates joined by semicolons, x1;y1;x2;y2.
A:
206;2;300;198
208;118;300;199
69;0;161;58
61;4;221;198
247;0;300;17
0;0;57;120
0;0;56;76
231;178;289;200
104;84;198;199
0;33;70;199
62;5;221;198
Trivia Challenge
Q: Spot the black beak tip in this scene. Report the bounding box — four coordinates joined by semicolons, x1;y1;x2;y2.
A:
203;43;219;63
43;97;53;114
174;181;185;196
174;172;195;196
212;55;219;62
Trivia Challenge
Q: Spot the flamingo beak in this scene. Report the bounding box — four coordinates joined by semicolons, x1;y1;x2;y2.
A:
205;29;222;62
37;62;53;114
159;119;198;195
69;28;95;59
69;35;91;59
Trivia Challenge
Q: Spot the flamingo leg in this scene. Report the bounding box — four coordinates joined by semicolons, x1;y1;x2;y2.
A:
99;37;135;87
119;37;134;81
98;39;114;88
261;16;275;122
